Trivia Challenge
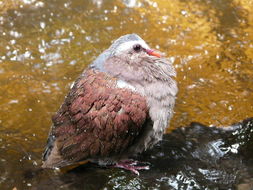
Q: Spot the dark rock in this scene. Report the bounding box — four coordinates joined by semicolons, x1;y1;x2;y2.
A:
32;118;253;190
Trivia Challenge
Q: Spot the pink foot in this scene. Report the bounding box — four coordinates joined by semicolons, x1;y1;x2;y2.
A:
113;160;150;175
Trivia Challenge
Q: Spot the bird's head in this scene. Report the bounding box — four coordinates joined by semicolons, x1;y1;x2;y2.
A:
91;34;175;83
108;33;162;58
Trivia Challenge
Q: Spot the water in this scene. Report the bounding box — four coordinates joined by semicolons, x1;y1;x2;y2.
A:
19;118;253;190
0;0;252;189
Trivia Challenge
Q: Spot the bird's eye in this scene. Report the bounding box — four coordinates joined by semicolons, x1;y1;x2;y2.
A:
133;44;141;52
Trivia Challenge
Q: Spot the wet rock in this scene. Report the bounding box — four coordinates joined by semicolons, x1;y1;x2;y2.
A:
31;118;253;190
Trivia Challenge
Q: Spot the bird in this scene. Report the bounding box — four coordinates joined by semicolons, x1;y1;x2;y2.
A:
42;34;178;175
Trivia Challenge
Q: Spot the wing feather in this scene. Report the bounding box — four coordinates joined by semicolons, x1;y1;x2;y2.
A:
42;69;148;168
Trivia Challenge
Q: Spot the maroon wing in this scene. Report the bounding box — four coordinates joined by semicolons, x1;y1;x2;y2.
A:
42;69;148;168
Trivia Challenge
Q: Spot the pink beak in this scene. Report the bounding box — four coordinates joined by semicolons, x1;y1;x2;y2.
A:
145;49;162;58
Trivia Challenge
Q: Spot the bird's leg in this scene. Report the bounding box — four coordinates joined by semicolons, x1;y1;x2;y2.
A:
113;159;150;175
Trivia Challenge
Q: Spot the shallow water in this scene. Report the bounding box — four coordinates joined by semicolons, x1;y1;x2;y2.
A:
19;118;253;190
0;0;252;189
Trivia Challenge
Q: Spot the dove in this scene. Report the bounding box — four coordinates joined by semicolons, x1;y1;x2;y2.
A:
42;34;178;175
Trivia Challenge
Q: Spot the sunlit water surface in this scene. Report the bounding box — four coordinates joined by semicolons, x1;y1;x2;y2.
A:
0;0;252;189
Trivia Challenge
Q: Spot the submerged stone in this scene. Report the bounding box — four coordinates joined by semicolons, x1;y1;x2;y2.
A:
31;118;253;190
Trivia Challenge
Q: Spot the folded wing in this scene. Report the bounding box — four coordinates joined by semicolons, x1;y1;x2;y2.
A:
42;69;148;168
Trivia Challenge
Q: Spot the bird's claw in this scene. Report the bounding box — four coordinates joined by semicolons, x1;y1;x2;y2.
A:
113;160;150;175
